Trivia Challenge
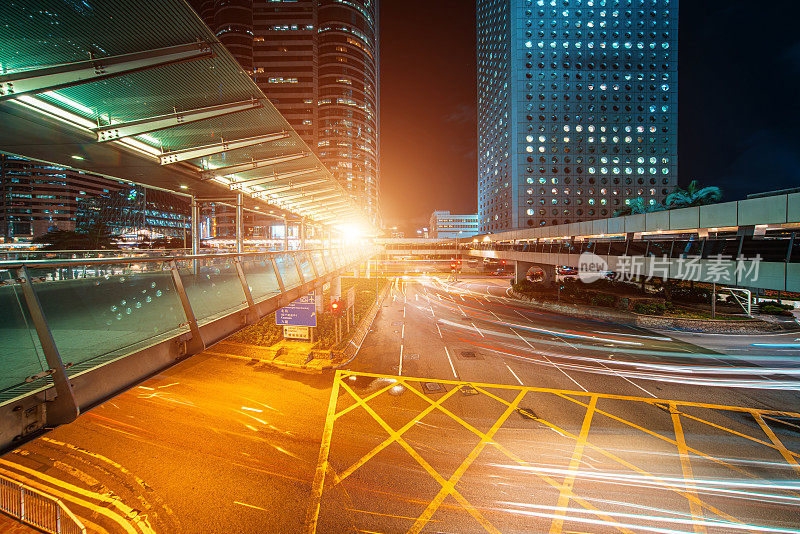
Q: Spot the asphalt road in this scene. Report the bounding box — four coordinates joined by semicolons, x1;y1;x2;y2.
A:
2;275;800;533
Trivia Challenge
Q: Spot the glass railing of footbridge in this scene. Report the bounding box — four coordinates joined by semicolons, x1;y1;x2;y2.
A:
0;247;373;407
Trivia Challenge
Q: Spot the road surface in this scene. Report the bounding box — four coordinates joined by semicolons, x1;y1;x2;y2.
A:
2;276;799;533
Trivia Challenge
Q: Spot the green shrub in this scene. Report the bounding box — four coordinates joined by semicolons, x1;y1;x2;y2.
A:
589;294;616;307
759;300;794;311
633;302;667;315
760;303;793;316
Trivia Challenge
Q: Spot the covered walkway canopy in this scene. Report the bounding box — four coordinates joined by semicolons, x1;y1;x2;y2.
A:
0;0;371;230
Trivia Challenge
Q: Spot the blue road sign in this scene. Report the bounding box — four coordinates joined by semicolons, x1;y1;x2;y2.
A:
276;292;317;327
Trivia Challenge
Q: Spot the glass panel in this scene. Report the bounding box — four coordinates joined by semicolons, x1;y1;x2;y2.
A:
322;250;334;271
27;260;187;376
240;258;281;301
791;236;800;263
609;240;628;256
595;241;611;255
298;253;315;280
274;254;301;289
0;269;49;403
176;256;247;323
313;251;326;274
702;238;740;259
740;238;790;262
627;241;647;255
646;240;672;257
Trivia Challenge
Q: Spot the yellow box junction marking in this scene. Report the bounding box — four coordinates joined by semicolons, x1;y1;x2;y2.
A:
306;370;800;534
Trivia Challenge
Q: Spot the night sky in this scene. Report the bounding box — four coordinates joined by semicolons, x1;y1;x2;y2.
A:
379;0;800;234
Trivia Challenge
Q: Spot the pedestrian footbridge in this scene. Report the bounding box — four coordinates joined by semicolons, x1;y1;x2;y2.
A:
0;246;375;451
466;192;800;293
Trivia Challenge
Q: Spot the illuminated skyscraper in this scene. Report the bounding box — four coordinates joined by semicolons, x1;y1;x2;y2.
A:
476;0;678;232
192;0;381;227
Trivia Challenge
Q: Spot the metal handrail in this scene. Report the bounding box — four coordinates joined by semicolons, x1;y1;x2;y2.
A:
0;247;345;270
0;473;86;534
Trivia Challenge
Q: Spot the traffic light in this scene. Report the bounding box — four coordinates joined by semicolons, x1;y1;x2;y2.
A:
330;298;343;317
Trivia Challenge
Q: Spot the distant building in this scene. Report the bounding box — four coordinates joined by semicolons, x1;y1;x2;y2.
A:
76;185;190;240
476;1;678;231
0;154;124;241
429;210;479;239
384;228;404;239
191;0;381;227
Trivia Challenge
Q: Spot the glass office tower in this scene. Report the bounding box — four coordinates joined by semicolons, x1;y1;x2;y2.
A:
191;0;381;228
477;0;678;232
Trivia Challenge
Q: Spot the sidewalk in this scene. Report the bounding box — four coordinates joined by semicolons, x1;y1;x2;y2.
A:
0;514;38;533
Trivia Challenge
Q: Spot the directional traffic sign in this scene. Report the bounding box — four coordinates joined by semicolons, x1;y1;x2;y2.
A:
276;292;317;327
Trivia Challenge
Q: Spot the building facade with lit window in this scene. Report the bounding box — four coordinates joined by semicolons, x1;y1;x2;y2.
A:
429;210;480;239
192;0;381;227
0;155;124;240
476;0;678;232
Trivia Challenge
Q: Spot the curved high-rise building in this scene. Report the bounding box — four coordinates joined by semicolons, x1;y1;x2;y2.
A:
193;0;254;73
317;0;380;226
190;0;381;228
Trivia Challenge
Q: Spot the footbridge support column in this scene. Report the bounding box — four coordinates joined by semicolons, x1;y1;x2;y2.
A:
514;260;536;284
515;261;556;287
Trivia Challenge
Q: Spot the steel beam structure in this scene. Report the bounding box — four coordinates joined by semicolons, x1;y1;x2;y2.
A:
199;152;308;180
94;99;262;142
0;42;213;100
252;180;329;197
229;167;319;189
160;132;289;165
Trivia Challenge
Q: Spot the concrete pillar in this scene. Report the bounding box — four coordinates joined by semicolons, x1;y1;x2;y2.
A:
331;275;342;300
190;196;200;255
300;216;306;250
514;260;534;284
235;193;243;254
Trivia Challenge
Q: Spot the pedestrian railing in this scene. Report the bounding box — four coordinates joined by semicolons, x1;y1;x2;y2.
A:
0;473;86;534
0;246;375;415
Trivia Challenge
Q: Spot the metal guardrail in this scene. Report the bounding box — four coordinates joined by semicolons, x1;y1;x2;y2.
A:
0;246;374;423
0;473;86;534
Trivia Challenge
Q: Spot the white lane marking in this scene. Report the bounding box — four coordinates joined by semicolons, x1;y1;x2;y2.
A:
234;501;268;512
399;344;404;376
593;330;672;341
509;328;588;392
403;306;406;318
598;361;657;398
415;294;419;301
436;323;444;338
505;364;524;385
471;321;485;338
444;346;458;379
489;310;502;321
401;324;405;339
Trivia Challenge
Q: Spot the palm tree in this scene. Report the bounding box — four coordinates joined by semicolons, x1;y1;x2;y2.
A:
664;180;722;209
612;197;665;217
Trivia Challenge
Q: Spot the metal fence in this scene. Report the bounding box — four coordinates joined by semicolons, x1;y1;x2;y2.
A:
0;473;86;534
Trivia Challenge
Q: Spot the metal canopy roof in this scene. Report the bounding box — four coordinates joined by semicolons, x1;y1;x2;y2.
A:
0;0;371;230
